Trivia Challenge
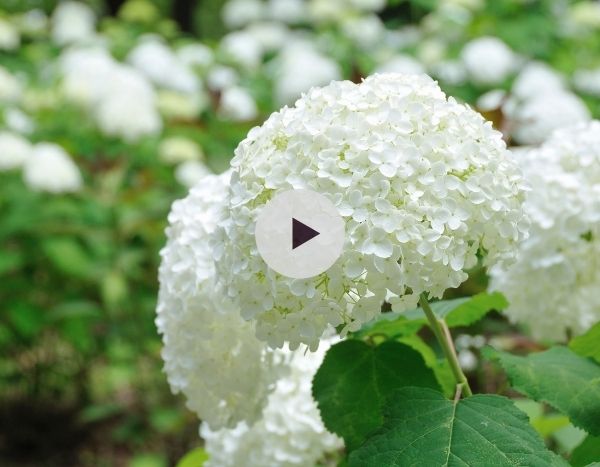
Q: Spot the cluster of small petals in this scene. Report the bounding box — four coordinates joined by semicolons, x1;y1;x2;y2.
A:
201;338;343;467
491;121;600;342
216;73;529;349
156;173;278;430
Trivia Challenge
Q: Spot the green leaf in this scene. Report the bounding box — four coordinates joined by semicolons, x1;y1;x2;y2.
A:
42;238;97;280
312;340;439;451
176;447;209;467
404;292;508;327
571;435;600;467
483;346;600;436
349;387;561;467
570;321;600;364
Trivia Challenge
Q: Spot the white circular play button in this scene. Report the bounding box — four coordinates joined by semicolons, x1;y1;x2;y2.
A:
255;189;345;279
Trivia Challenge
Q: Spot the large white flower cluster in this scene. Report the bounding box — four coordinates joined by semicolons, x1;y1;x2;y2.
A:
0;131;32;171
201;339;343;467
215;73;529;350
156;172;278;429
491;121;600;342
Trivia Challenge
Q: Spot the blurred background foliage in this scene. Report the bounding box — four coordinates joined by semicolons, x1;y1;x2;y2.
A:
1;0;599;465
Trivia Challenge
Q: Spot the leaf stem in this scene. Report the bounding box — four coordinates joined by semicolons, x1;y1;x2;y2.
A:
419;293;473;398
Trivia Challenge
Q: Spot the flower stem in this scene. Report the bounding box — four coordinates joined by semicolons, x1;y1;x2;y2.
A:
418;293;473;398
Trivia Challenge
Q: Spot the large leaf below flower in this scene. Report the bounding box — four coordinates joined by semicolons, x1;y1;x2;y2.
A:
312;340;439;452
349;387;563;467
483;346;600;436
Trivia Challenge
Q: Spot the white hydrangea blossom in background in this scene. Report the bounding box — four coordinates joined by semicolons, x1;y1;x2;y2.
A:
501;62;591;145
220;30;264;70
23;143;82;193
0;131;33;171
127;36;200;94
157;173;279;429
159;136;203;164
491;121;600;342
0;17;20;51
374;55;425;75
201;339;343;467
268;0;308;23
0;66;22;103
272;39;341;105
51;1;97;45
245;22;290;53
174;161;212;188
222;0;265;29
461;36;517;85
573;67;600;97
215;73;529;350
176;43;214;69
206;66;239;92
60;47;162;142
219;86;258;121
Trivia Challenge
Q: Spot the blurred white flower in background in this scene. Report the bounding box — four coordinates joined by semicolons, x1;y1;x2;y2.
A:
476;89;507;112
461;36;518;85
159;136;204;165
156;90;206;120
510;62;565;99
60;47;162;141
573;67;600;97
222;0;265;29
177;43;214;69
18;9;49;35
267;0;308;23
342;14;385;49
215;74;529;350
491;121;600;341
206;65;240;91
245;22;290;53
157;172;278;429
0;66;22;103
219;85;258;121
375;55;425;75
4;107;35;134
220;30;264;70
175;161;213;188
0;131;33;171
127;36;200;94
0;17;20;50
272;39;341;105
201;338;343;467
51;1;97;45
23;143;82;193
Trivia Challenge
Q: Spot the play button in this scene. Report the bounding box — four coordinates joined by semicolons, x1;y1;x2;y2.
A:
255;189;345;279
292;218;320;249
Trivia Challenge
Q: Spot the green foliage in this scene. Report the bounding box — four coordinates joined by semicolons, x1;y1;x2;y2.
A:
312;340;439;451
571;321;600;364
349;387;561;467
176;447;209;467
484;346;600;436
571;435;600;467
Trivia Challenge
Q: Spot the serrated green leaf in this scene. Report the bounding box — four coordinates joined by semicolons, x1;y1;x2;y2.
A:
349;387;560;467
176;447;209;467
570;321;600;364
404;292;508;327
483;346;600;436
571;435;600;467
312;340;439;451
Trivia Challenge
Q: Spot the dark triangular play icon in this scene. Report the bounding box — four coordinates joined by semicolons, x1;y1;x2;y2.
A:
292;218;320;249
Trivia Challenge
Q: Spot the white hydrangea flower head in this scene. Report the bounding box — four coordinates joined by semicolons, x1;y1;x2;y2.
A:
174;160;213;188
4;107;35;134
342;14;386;49
222;0;265;29
510;62;565;100
201;338;343;467
374;55;425;76
461;36;517;85
176;43;214;69
51;1;97;45
219;86;258;121
206;65;239;92
245;22;290;53
507;89;591;145
157;172;279;429
272;39;341;105
267;0;308;23
573;67;600;97
159;136;203;165
491;121;600;342
0;65;22;103
0;17;20;51
23;143;82;193
220;30;264;70
127;36;200;94
215;73;529;350
0;131;33;171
